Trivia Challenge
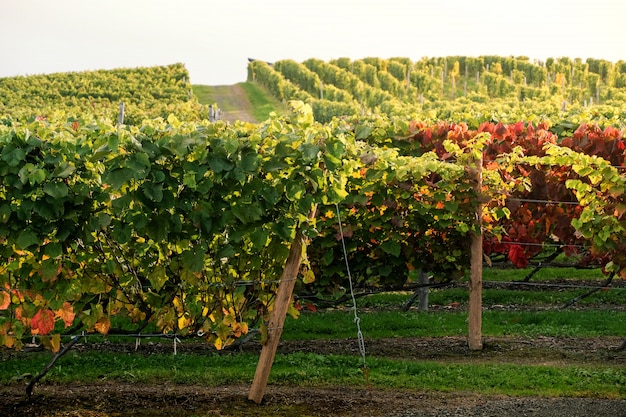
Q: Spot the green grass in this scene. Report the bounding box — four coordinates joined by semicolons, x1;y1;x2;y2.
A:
356;286;626;309
283;309;626;340
238;81;285;121
483;265;606;281
1;351;624;398
191;82;284;122
191;84;218;106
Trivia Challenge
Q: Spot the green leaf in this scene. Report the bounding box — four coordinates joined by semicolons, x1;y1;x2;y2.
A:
272;220;295;241
43;242;63;258
148;266;168;291
181;248;205;272
300;143;321;161
0;204;11;223
323;153;342;171
250;228;269;250
380;239;401;257
230;167;246;183
286;181;305;201
240;151;260;172
263;157;289;172
105;167;134;189
111;223;132;244
326;138;346;160
43;182;69;199
183;171;197;189
126;153;150;179
208;155;233;173
146;215;169;241
444;201;459;212
355;124;373;140
41;259;60;281
142;182;163;203
1;145;25;167
53;162;76;179
97;213;112;229
30;169;47;185
16;230;39;249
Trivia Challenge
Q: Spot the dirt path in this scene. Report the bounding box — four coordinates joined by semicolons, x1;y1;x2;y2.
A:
2;336;625;416
3;382;626;417
208;84;257;124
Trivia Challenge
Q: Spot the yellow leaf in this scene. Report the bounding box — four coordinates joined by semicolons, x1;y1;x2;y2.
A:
287;302;300;320
55;302;75;328
0;291;9;310
302;269;315;284
214;337;223;350
94;317;111;335
232;323;242;338
222;314;236;327
129;306;146;322
41;334;61;353
178;315;190;331
1;334;16;349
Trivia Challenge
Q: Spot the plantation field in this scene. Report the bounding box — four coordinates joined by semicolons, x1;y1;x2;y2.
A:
2;58;626;416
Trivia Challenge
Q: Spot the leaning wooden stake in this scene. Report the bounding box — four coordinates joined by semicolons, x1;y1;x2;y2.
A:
248;227;309;404
468;155;483;351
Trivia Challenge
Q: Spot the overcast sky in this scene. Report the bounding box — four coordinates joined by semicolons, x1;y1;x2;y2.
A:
1;0;625;85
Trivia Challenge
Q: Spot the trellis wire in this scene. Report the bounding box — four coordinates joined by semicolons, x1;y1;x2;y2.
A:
335;203;368;373
507;198;581;205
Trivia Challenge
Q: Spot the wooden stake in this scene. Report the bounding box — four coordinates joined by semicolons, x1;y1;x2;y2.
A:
468;156;483;351
118;102;125;125
417;269;429;312
248;221;313;403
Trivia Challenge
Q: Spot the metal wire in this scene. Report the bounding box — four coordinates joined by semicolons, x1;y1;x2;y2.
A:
507;198;581;205
335;203;367;369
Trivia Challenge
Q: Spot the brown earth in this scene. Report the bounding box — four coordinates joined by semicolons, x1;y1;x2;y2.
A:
2;335;625;417
209;84;257;124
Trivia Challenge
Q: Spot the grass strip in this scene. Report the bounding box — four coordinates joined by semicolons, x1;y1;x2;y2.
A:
1;351;624;398
483;266;605;281
283;309;626;340
357;287;626;309
238;81;285;121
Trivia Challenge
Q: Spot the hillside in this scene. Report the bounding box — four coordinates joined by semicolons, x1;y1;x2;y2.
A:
0;63;206;124
247;56;626;127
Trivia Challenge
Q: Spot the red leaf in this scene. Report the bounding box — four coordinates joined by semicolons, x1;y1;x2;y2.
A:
31;309;55;335
494;122;508;138
508;244;528;268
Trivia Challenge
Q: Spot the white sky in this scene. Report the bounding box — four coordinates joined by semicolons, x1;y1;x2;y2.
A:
1;0;625;85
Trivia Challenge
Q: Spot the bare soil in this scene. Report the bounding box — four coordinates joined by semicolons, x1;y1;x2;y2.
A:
2;335;625;417
209;84;257;123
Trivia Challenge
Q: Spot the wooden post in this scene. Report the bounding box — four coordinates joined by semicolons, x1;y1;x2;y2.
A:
248;219;314;403
468;155;483;351
118;102;125;125
417;269;429;312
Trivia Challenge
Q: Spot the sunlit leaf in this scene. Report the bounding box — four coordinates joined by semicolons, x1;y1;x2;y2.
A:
55;302;76;328
31;309;55;335
94;317;111;335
